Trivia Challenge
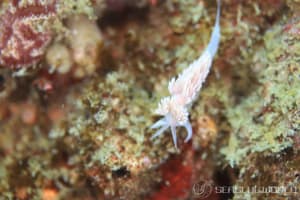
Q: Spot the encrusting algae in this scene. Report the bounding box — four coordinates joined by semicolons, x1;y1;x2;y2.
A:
0;0;299;199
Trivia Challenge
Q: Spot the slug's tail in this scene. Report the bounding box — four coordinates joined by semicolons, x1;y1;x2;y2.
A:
206;0;221;56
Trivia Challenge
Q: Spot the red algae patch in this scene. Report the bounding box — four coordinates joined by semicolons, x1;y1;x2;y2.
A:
0;0;56;69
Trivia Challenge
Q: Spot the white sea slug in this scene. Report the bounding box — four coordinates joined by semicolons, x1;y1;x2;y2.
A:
151;0;221;148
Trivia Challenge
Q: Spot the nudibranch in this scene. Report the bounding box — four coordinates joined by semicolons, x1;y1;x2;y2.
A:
151;0;221;148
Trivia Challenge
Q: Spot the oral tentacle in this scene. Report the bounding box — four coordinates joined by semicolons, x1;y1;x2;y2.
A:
171;125;178;148
150;118;166;129
184;122;193;143
151;125;169;140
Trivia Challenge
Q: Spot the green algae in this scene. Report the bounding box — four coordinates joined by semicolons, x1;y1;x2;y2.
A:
222;19;300;168
57;0;97;19
220;13;300;199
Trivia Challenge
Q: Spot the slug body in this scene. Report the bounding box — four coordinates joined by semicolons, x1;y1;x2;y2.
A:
151;0;221;148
